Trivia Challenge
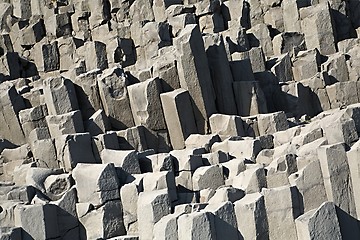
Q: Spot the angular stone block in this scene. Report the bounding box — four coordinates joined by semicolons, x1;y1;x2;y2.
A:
317;143;357;217
205;201;239;239
177;211;216;240
212;138;262;161
209;114;245;137
77;200;125;240
234;192;268;240
347;140;360;218
98;67;134;130
175;24;216;133
128;78;166;131
85;41;108;71
55;133;97;172
320;112;359;146
43;76;79;115
137;190;171;240
289;160;327;212
143;171;177;202
101;149;141;174
0;82;26;145
46;110;84;138
258;111;289;135
14;204;59;240
262;186;301;240
192;165;224;191
232;165;267;194
73;163;120;206
153;212;183;240
300;3;336;55
120;183;139;234
295;202;341;240
160;89;198;150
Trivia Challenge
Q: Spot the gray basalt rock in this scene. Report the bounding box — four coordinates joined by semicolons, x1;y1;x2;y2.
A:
0;0;360;239
72;163;120;206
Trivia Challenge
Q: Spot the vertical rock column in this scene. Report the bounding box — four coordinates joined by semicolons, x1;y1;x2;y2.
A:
0;82;26;145
262;186;300;240
317;143;357;217
203;33;237;115
160;89;198;149
127;77;166;131
300;3;336;55
175;24;217;133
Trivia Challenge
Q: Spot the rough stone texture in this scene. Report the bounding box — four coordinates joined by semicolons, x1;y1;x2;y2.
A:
43;76;79;116
97;67;135;130
101;149;141;174
174;24;217;133
72;163;120;206
137;190;171;240
0;0;360;239
160;88;198;149
317;143;357;217
128;78;166;130
177;211;216;240
234;192;268;240
295;202;342;240
262;186;301;240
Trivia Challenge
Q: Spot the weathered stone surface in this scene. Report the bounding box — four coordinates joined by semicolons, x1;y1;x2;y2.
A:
193;165;224;191
46;110;84;138
258;111;289;136
14;204;60;240
289;159;327;212
0;0;360;238
72;163;120;206
120;183;139;234
347;140;360;218
292;49;321;82
98;67;135;130
295;202;341;240
262;186;301;240
234;192;268;240
175;24;216;133
205;201;239;239
160;89;198;149
52;186;79;240
43;76;79;116
209;114;245;137
101;149;141;174
153;211;182;240
0;82;26;145
300;3;336;55
85;41;108;71
128;78;166;130
212;138;262;161
232;164;266;192
77;200;126;240
177;211;216;240
55;133;97;172
317;143;357;217
137;190;171;240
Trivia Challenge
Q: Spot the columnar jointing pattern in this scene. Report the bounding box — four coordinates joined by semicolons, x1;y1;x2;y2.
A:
0;0;360;239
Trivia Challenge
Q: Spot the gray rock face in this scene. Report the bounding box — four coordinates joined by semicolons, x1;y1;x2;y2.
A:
128;78;166;131
295;202;342;240
0;0;360;239
175;24;217;134
72;163;120;206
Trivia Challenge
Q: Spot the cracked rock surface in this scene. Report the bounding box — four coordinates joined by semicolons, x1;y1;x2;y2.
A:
0;0;360;239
